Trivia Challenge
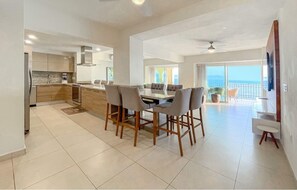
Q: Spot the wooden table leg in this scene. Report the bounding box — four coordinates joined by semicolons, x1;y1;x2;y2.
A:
270;133;279;149
153;112;158;145
259;131;266;145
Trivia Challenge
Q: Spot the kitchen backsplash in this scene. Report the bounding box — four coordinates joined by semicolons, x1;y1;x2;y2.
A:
32;71;73;85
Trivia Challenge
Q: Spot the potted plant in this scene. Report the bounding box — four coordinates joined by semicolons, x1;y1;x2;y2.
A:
209;87;224;103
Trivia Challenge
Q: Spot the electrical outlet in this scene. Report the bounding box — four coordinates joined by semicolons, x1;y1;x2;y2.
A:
283;83;288;92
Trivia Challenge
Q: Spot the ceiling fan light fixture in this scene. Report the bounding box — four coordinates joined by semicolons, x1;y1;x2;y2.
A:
208;42;216;53
132;0;145;5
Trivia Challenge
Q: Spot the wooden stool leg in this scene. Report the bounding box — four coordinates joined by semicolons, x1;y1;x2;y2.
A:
181;115;184;129
265;132;268;141
115;106;121;136
120;108;125;139
200;107;205;137
259;131;266;145
270;133;279;149
187;112;193;146
166;115;169;136
190;110;196;144
176;116;183;156
134;112;140;147
104;103;109;131
153;112;158;145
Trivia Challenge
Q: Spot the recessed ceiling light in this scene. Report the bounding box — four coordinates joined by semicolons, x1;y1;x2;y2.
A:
132;0;145;5
28;35;38;40
24;40;33;44
96;48;101;51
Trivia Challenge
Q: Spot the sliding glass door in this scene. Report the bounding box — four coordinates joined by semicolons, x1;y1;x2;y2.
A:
206;66;227;102
204;65;262;103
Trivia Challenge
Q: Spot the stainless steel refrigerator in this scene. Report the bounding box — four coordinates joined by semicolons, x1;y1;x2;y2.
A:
24;53;32;134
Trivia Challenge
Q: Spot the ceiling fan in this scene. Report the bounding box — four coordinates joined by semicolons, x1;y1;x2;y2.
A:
194;39;226;54
98;0;153;17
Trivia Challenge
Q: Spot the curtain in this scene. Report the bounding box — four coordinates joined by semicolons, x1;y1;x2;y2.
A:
196;64;206;89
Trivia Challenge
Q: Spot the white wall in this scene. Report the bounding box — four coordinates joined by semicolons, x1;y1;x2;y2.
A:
279;0;297;179
76;52;113;83
0;0;25;156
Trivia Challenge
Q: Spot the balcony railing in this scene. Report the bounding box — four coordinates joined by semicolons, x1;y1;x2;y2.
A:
207;82;262;102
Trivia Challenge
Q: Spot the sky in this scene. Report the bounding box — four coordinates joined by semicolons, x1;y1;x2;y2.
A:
207;65;262;82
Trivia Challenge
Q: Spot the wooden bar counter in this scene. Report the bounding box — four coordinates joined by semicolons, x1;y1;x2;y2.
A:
80;85;107;119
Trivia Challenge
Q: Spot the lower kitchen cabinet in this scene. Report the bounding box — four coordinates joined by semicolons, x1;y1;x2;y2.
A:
36;84;72;103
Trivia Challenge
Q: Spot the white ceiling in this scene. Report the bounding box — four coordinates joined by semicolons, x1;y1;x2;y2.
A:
34;0;199;30
25;30;112;55
144;0;286;56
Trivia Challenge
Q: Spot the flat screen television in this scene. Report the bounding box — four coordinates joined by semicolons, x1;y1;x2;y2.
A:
265;52;274;91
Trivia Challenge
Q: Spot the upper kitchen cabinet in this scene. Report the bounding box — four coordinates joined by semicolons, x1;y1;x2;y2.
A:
32;52;48;71
32;52;74;73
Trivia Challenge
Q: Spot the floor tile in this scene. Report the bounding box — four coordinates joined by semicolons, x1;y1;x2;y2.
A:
0;159;14;189
236;160;297;189
171;161;235;189
241;145;294;176
14;150;75;189
114;140;156;161
137;147;188;183
56;129;96;148
78;149;134;187
26;165;95;189
191;142;241;180
13;139;62;165
66;137;111;162
99;163;168;189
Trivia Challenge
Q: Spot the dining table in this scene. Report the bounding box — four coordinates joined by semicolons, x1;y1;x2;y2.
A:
139;88;176;103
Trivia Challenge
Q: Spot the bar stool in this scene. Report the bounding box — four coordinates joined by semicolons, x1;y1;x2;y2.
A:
153;88;193;156
188;87;205;143
104;85;122;136
120;86;154;147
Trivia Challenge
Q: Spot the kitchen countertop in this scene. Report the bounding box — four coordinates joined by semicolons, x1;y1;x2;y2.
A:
35;83;73;86
80;85;105;91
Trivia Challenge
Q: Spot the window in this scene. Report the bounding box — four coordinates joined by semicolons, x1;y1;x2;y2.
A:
145;66;179;85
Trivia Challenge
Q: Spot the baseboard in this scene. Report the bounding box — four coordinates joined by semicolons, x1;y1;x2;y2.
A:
0;148;26;162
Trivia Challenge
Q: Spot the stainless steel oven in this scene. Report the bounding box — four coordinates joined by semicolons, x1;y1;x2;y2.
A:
72;84;81;104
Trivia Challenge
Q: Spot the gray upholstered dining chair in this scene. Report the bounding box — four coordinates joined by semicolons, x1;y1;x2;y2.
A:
119;86;154;147
151;83;165;90
167;84;183;91
104;85;122;136
152;88;193;156
189;87;205;143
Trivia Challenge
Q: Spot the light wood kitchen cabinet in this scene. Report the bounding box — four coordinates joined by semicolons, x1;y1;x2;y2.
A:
33;52;74;73
32;52;48;71
81;87;107;118
36;85;69;103
47;54;72;72
64;85;72;102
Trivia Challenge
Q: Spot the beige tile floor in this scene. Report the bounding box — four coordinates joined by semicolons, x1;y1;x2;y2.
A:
1;102;296;189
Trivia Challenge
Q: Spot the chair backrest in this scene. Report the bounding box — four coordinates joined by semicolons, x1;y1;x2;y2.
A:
228;88;239;97
190;87;204;110
167;88;192;116
101;80;108;85
167;84;183;91
94;80;100;84
105;85;121;106
151;83;165;90
119;86;147;112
